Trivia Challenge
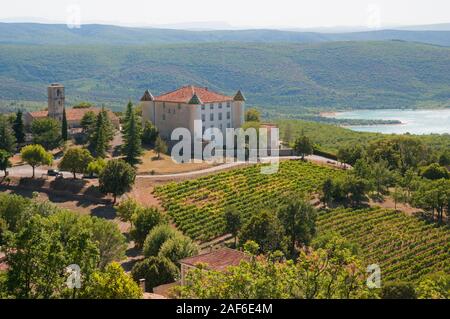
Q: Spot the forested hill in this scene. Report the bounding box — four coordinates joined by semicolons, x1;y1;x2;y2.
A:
0;41;449;111
1;23;450;46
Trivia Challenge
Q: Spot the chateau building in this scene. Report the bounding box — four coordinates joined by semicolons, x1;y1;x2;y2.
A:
140;85;245;141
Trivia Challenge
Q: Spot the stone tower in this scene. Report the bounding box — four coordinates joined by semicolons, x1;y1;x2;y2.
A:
47;83;65;120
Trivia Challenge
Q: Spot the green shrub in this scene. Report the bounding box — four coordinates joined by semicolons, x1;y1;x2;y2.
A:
158;236;199;265
131;207;168;248
131;256;179;291
143;224;179;257
381;281;417;299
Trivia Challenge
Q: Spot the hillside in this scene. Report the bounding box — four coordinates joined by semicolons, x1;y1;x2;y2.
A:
1;23;450;46
0;41;449;112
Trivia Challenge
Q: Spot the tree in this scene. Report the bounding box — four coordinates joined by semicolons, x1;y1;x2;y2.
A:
115;197;141;226
80;111;97;136
0;150;12;177
142;120;158;146
143;224;179;258
381;281;417;299
278;196;317;257
158;236;199;265
58;147;93;179
31;118;62;150
4;210;100;299
122;101;134;136
283;122;293;144
12;110;25;145
89;217;127;269
239;210;286;254
122;103;142;165
80;262;142;299
0;193;31;233
99;159;136;204
370;160;394;197
438;151;450;167
73;101;93;109
245;108;261;122
89;109;114;158
294;135;313;160
86;158;106;177
320;178;334;208
420;163;449;180
61;107;68;141
20;144;53;178
412;179;449;222
131;256;179;292
173;245;373;299
337;145;364;166
224;205;241;247
0;116;16;153
415;272;450;299
130;206;169;248
154;136;167;159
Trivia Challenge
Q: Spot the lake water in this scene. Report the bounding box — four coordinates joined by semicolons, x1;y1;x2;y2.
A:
333;109;450;134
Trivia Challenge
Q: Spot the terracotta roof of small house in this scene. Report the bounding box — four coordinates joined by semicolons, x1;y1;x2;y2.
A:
28;107;118;122
179;247;250;272
154;85;233;104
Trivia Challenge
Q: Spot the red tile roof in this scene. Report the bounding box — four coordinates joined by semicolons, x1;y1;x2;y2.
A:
154;85;233;104
28;108;117;122
179;247;250;272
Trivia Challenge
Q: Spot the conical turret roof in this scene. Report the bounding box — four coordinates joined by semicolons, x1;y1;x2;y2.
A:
233;90;246;101
188;92;203;105
140;90;154;101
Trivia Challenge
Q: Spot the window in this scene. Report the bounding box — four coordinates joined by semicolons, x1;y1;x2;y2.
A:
210;114;214;121
178;103;181;110
201;104;205;110
227;102;231;108
210;103;214;110
162;114;166;121
219;103;222;109
202;114;205;122
227;123;231;128
219;124;223;130
163;102;166;109
227;112;231;120
218;113;222;121
202;126;205;134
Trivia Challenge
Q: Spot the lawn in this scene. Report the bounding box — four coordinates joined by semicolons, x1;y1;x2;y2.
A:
137;149;213;175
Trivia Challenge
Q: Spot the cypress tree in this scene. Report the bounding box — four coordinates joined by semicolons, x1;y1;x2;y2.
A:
61;107;68;141
13;110;25;144
122;104;142;165
0;116;16;153
90;111;108;158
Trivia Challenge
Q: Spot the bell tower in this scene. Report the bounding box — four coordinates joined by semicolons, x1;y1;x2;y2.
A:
47;83;65;120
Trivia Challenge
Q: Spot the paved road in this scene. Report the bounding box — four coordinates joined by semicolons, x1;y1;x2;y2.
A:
4;154;342;180
135;154;341;179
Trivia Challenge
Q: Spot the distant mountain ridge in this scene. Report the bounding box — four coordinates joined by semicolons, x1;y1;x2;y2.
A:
1;23;450;46
0;41;449;112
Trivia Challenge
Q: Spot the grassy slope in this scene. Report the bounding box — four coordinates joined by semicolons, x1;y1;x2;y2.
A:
0;41;449;112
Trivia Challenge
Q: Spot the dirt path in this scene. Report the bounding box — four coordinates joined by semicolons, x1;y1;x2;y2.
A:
369;196;422;216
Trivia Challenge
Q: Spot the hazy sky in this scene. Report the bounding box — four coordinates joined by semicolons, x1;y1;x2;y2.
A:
1;0;449;28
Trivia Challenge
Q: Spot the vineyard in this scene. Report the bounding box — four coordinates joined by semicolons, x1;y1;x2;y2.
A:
317;208;450;281
154;160;344;241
